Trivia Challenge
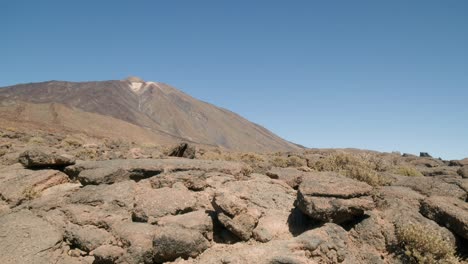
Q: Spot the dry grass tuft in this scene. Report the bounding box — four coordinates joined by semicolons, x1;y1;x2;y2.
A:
395;166;423;177
396;224;459;264
310;152;391;186
22;186;41;200
28;136;46;145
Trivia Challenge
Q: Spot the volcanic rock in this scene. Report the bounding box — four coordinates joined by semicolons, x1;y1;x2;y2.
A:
420;196;468;240
296;172;375;223
19;149;75;168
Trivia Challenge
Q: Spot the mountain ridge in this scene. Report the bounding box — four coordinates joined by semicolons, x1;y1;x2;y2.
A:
0;79;301;152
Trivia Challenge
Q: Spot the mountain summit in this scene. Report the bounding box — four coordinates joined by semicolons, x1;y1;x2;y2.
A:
0;79;300;152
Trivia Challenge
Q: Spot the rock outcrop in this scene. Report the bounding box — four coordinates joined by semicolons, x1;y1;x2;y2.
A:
0;145;467;263
19;149;75;168
296;172;375;223
420;196;468;240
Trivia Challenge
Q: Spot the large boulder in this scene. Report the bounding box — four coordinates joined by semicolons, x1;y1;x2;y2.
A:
266;167;307;189
173;223;358;264
168;142;197;159
0;167;69;206
132;185;196;223
212;178;296;241
374;186;458;249
19;149;75;168
64;158;249;185
296;172;375;223
457;166;468;178
91;245;125;264
420;196;468;240
392;175;467;200
149;170;208;191
153;225;210;263
109;222;157;264
0;210;64;264
65;223;117;252
156;210;214;240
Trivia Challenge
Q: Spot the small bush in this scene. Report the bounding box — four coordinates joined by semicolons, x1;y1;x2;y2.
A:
396;166;423;177
240;153;265;163
396;224;459;264
286;155;307;167
270;156;289;168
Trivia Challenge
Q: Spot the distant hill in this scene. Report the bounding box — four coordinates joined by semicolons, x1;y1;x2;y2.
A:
0;78;301;152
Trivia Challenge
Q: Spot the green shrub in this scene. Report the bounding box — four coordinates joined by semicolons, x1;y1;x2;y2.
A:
396;224;459;264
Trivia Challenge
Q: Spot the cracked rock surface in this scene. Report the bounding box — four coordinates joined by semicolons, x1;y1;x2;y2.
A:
1;147;468;264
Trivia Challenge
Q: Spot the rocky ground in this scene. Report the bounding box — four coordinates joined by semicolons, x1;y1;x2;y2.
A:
0;128;467;263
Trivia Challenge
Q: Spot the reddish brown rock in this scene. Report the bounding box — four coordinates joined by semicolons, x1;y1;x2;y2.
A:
420;196;468;240
19;149;75;168
297;172;375;223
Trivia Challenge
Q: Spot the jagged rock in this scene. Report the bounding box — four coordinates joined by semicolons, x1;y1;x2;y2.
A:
150;170;208;191
266;167;306;188
92;245;125;264
297;172;375;223
0;210;64;264
168;142;197;159
157;210;214;240
133;185;196;223
153;225;210;263
375;186;458;248
0;168;69;206
217;211;259;241
61;204;128;229
69;180;137;209
457;166;468;178
109;222;156;264
19;149;75;168
252;210;296;242
420;196;468;240
420;152;432;158
65;223;117;252
212;178;295;241
409;157;444;168
174;223;357;264
418;166;460;177
64;159;248;185
392;175;467;200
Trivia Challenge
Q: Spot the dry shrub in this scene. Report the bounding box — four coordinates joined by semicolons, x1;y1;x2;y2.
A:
75;148;99;160
23;186;41;200
396;166;423;177
240;153;265;163
270;156;289;168
396;224;459;264
61;135;83;148
199;150;224;161
311;152;391;186
28;136;45;145
286;155;307;167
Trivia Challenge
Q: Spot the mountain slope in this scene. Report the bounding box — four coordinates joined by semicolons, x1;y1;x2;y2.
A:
0;78;300;152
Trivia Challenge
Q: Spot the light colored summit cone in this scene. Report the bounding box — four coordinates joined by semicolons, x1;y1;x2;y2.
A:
125;76;145;83
125;76;146;93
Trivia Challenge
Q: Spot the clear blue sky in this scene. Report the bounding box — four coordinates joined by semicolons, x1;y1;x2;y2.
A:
1;1;467;159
